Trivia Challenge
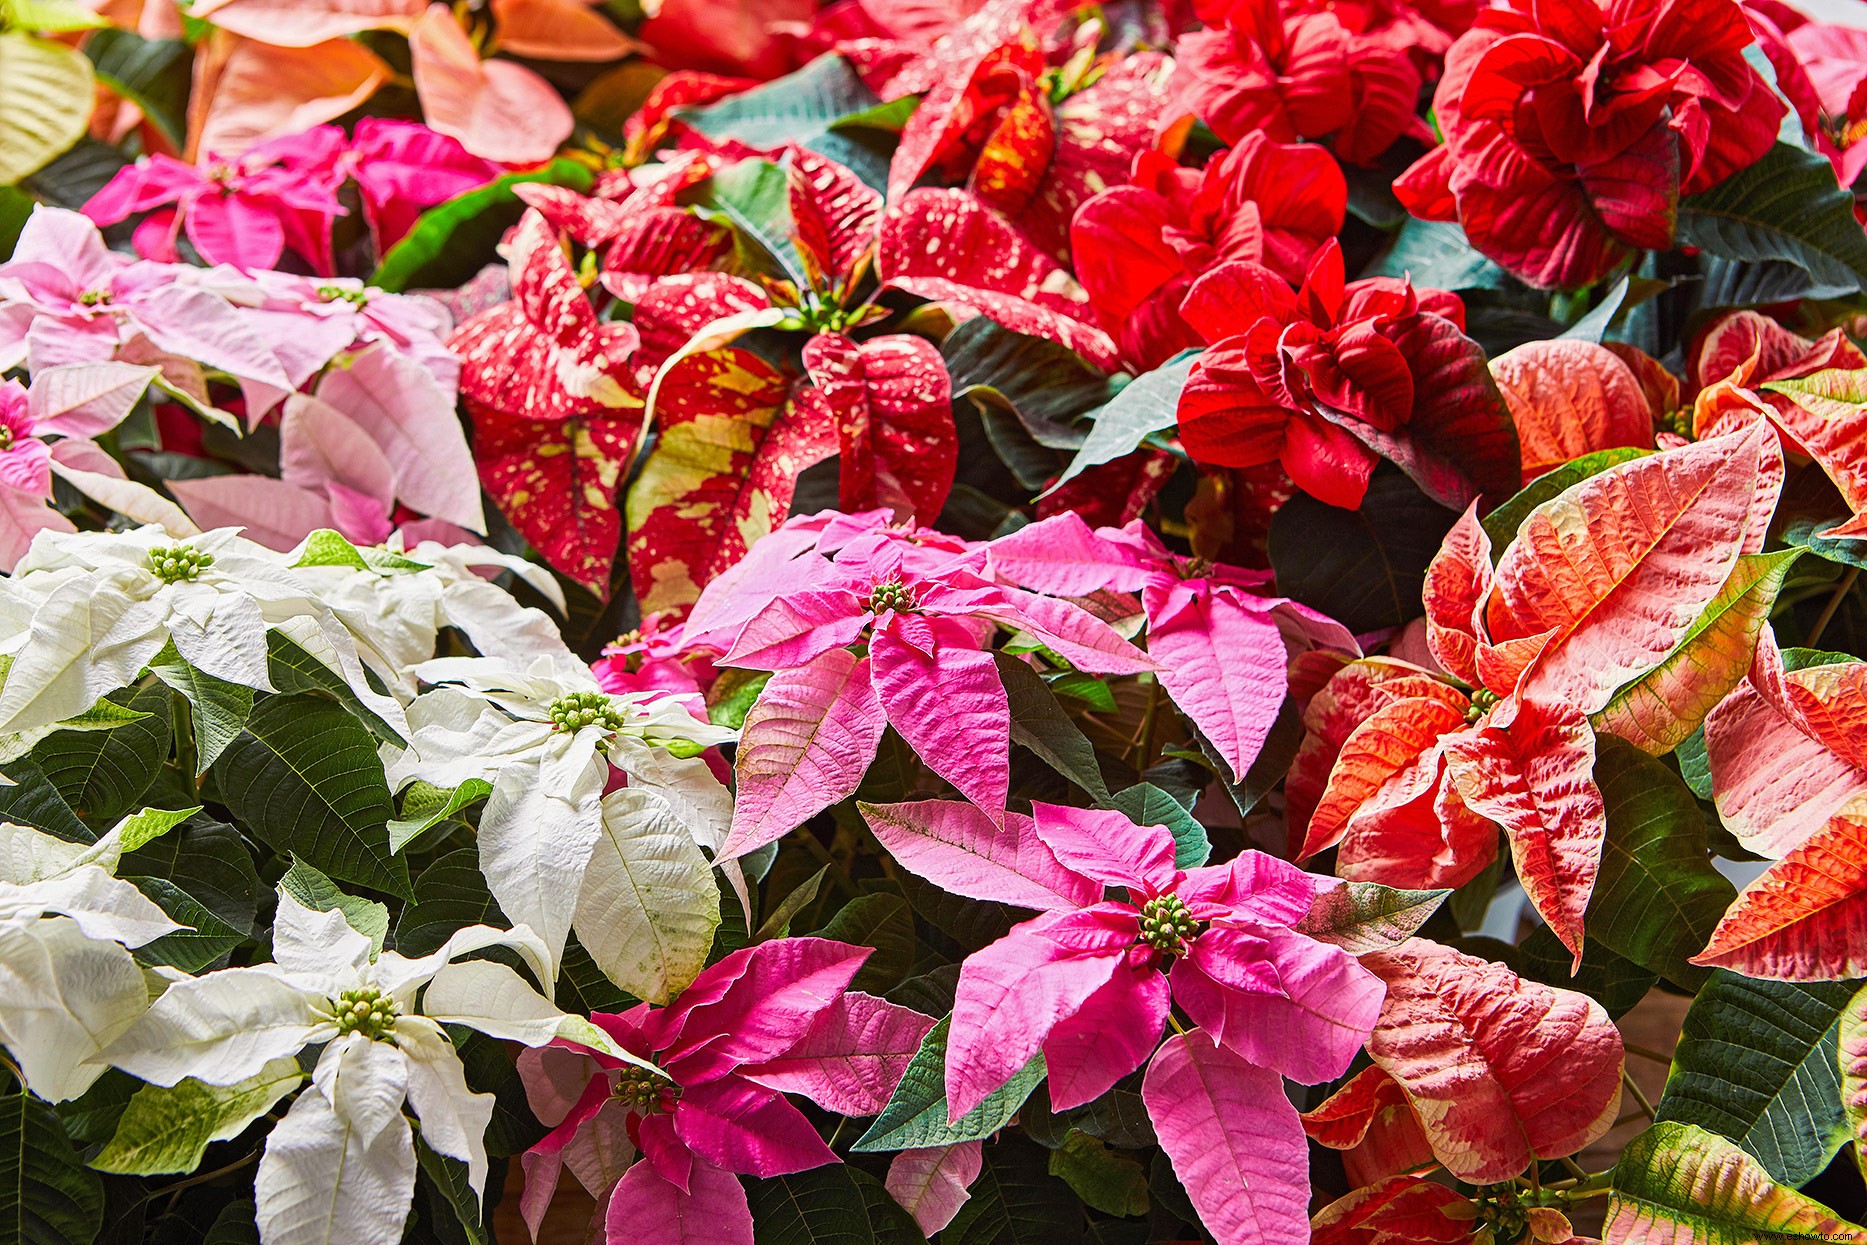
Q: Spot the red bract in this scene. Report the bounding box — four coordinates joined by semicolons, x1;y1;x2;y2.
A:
1395;0;1784;289
1174;240;1519;511
1071;136;1348;370
450;209;643;593
1171;0;1429;163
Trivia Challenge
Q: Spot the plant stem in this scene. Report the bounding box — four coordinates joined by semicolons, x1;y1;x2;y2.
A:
1806;565;1859;649
1621;1070;1657;1121
1622;1042;1673;1065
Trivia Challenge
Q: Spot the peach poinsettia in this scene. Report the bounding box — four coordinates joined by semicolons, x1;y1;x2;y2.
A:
1296;422;1782;960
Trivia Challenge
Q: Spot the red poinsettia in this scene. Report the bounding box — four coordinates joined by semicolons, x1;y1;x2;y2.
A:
1071;135;1348;370
1173;240;1518;511
1394;0;1784;289
1170;0;1429;165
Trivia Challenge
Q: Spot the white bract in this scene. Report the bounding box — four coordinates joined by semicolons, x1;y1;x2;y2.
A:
103;891;645;1245
0;525;404;735
0;810;188;1101
385;655;734;990
288;535;575;695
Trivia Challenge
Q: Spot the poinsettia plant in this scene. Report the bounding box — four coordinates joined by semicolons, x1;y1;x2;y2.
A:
3;0;1867;1242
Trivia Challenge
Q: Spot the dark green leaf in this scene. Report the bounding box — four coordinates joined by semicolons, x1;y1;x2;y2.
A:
1294;882;1449;954
706;668;772;731
126;877;245;972
21;137;127;209
453;1028;546;1158
0;185;33;259
995;654;1111;802
394;846;503;959
265;629;403;746
701;157;804;283
84;29;189;145
1048;1132;1149;1217
1106;783;1208;868
280;857;389;953
121;817;259;938
756;865;828;941
387;780;491;854
943;318;1111;443
854;1017;1046;1152
413;1139;487;1245
1655;972;1859;1184
1268;467;1458;633
0;1088;104;1245
1367;218;1515;291
0;759;91;843
212;694;408;898
748;1164;926;1245
813;891;916;994
679;53;879;149
1515;928;1656;1019
944;1135;1085;1245
1053;355;1193;489
53;1070;137;1147
148;645;254;774
1587;737;1736;989
27;684;170;825
371;159;595;292
1678;141;1867;296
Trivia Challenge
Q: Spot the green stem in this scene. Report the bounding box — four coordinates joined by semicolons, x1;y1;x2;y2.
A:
1806;565;1859;649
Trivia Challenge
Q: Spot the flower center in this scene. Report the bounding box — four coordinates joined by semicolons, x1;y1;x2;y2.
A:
333;987;399;1042
1137;894;1200;957
316;284;370;307
148;545;214;583
78;290;111;307
866;577;919;614
0;424;13;452
547;690;629;733
612;1065;680;1114
1464;687;1499;724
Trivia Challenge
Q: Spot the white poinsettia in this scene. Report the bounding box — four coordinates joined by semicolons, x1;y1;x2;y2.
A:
384;654;734;990
103;891;644;1245
288;534;576;693
0;525;404;735
0;810;189;1101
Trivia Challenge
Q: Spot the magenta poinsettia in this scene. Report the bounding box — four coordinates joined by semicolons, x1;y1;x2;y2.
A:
697;514;1156;857
862;798;1383;1244
517;938;933;1245
982;511;1357;780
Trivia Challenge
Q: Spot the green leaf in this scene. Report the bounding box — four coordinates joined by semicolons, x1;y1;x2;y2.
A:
1655;972;1859;1184
0;694;152;767
1482;447;1653;550
1676;727;1714;801
944;317;1112;445
121;817;260;939
148;647;255;775
0;759;92;843
854;1016;1046;1152
1557;276;1630;343
701;156;805;283
20;135;125;208
1;0;107;31
280;857;390;954
1368;218;1515;291
706;668;772;731
127;876;246;972
292;530;429;573
944;1135;1085;1245
1053;354;1194;490
0;1088;104;1245
212;693;409;899
1513;928;1656;1019
1678;141;1867;296
1843;983;1866;1181
394;846;503;959
1106;782;1208;868
1268;467;1459;633
413;1138;488;1245
756;864;828;942
387;779;491;853
1585;738;1737;989
0;33;93;186
1782;513;1867;571
679;53;879;149
91;1060;302;1175
748;1164;926;1245
453;1028;547;1158
0;184;31;258
1606;1122;1866;1243
371;159;595;292
265;628;403;746
1294;882;1449;954
26;684;170;824
53;1071;136;1146
203;1201;259;1245
996;653;1111;802
1047;1132;1149;1218
83;28;188;145
813;891;915;994
1593;549;1803;754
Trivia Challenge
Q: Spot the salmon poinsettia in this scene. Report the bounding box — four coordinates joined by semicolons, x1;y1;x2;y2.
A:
1296;421;1782;958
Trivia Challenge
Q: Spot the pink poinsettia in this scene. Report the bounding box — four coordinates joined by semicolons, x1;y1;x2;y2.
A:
0;208;293;400
517;938;933;1245
702;518;1156;857
981;511;1357;780
84;127;348;274
863;799;1383;1243
593;612;719;710
342;118;503;254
